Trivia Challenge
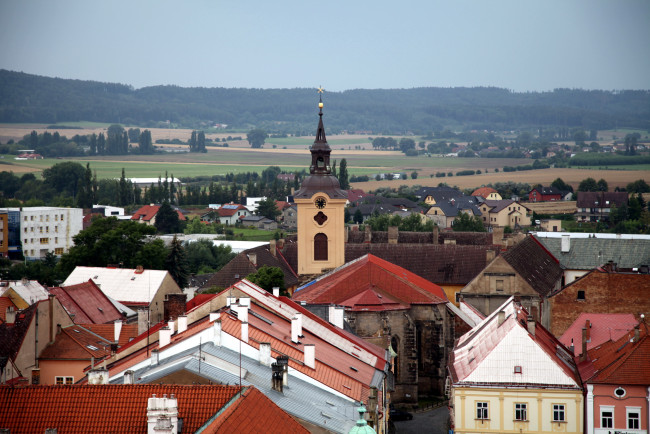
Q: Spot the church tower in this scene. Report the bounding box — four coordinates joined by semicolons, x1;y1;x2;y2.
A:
294;91;347;275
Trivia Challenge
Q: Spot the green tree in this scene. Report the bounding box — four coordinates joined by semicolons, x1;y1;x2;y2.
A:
127;128;141;143
184;217;216;234
57;218;161;275
339;159;350;190
197;131;206;153
165;235;189;288
551;177;573;192
247;128;267;148
138;129;153;154
185;239;235;274
353;208;364;224
597;179;609;192
76;163;94;208
256;198;280;220
189;131;197;152
399;138;416;154
452;212;486;232
627;179;650;193
246;265;286;295
106;124;125;155
154;202;182;234
42;161;86;199
410;171;418;179
578;177;599;192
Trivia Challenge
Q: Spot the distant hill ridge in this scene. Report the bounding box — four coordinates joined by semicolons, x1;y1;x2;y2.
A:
0;69;648;134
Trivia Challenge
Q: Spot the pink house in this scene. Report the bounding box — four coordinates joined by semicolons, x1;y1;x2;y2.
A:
579;321;649;434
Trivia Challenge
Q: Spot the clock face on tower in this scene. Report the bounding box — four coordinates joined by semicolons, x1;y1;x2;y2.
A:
315;197;327;209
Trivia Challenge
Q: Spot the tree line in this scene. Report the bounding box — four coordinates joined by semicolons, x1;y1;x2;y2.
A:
1;70;649;134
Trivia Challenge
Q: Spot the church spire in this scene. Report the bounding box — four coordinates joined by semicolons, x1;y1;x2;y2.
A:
309;87;332;175
315;86;327;144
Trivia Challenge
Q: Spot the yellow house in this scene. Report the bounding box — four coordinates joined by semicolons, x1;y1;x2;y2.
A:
479;199;532;228
449;298;583;434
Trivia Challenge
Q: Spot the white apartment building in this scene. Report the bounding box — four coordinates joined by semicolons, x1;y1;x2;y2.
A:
20;207;83;259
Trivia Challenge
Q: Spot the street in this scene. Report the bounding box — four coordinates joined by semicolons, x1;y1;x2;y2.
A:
392;405;449;434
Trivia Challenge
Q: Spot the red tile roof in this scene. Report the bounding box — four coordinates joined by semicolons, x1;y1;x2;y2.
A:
201;384;309;433
131;204;186;222
293;254;448;309
0;384;242;433
560;313;638;351
471;187;498;198
49;280;124;324
215;204;248;217
582;322;650;385
39;323;139;360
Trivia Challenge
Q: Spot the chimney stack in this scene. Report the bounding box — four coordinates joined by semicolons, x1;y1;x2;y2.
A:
259;342;272;366
124;370;135;384
271;362;284;393
432;225;439;244
209;312;220;322
561;234;571;253
114;320;123;343
497;311;505;326
49;293;55;344
167;320;175;335
138;308;149;335
159;326;171;348
486;249;496;263
580;327;588;362
585;319;591;342
329;305;345;329
235;303;249;323
304;344;315;369
634;325;640;342
177;315;187;334
388;226;398;244
291;317;300;343
241;321;249;342
5;306;15;325
87;367;109;385
31;368;40;385
270;239;277;257
147;394;178;434
151;349;159;366
527;315;535;336
213;319;222;346
569;338;575;355
248;253;257;266
276;355;289;386
295;312;303;336
273;287;280;297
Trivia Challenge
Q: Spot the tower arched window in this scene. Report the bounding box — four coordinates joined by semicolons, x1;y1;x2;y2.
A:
314;233;328;261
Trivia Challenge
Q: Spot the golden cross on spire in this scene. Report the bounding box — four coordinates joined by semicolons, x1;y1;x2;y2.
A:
317;86;324;94
317;86;324;110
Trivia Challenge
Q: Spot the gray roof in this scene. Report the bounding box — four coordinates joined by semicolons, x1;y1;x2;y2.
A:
537;237;650;270
113;342;361;433
429;196;482;217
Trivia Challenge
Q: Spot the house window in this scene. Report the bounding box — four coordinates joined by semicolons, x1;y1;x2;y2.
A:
515;403;527;421
600;407;613;428
476;402;489;420
314;233;328;261
60;214;64;221
40;238;49;244
55;248;64;255
55;376;74;385
577;290;585;300
627;408;640;430
553;404;565;422
514;365;522;374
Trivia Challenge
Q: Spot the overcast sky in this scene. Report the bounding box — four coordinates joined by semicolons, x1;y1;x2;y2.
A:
1;0;649;92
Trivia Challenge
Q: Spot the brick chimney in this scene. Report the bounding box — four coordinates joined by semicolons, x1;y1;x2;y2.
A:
147;394;178;434
271;362;284;393
163;293;187;322
580;327;588;362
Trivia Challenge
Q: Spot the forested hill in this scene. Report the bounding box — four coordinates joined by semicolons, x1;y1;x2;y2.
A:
1;69;648;134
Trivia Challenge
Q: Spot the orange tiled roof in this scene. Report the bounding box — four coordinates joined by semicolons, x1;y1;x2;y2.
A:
471;187;498;198
39;323;139;360
0;384;242;434
201;385;309;433
293;253;448;309
583;322;650;385
131;204;186;221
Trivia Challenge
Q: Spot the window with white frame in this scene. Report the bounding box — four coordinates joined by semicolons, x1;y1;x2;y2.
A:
515;403;527;421
55;376;74;385
476;402;489;420
600;406;613;428
627;407;640;430
553;404;565;422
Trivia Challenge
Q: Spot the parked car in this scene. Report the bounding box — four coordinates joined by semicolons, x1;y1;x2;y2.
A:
389;407;413;421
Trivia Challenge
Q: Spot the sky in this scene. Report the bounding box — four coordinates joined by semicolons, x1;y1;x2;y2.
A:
1;0;649;92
